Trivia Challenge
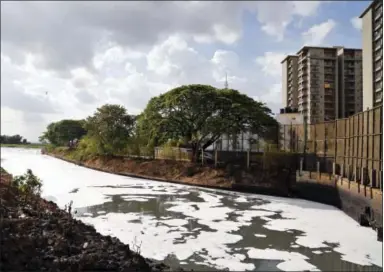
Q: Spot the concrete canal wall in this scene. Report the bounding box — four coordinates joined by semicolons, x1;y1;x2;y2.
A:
294;171;383;241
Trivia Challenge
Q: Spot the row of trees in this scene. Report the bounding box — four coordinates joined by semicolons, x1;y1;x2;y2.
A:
40;84;278;161
0;134;30;145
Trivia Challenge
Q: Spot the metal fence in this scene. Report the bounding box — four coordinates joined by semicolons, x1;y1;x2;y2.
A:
281;106;383;189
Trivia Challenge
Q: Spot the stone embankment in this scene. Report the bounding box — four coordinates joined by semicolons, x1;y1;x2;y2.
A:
0;171;181;272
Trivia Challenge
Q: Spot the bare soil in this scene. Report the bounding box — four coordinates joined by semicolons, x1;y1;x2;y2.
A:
48;149;233;188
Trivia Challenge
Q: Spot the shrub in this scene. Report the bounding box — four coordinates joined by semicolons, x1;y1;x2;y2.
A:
12;169;43;196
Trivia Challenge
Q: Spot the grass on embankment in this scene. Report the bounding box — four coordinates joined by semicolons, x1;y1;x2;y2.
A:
1;143;47;149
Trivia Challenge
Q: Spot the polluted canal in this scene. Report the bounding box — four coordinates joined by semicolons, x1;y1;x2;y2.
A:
1;147;382;271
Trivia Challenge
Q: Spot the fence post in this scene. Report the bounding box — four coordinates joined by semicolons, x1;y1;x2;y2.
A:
366;110;370;176
314;124;317;158
247;150;250;169
334;120;338;168
371;108;375;175
300;158;303;176
214;149;218;168
303;118;308;170
317;161;320;179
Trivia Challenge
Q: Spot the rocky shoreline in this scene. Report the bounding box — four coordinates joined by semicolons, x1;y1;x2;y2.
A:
0;172;181;272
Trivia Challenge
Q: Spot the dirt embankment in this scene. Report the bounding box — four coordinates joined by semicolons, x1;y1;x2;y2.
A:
43;148;295;196
47;148;233;188
0;172;181;272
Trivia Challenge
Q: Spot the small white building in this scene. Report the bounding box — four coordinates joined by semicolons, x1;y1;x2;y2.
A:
205;131;267;152
276;111;305;152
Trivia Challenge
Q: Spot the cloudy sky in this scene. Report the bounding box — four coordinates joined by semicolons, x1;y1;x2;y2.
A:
1;1;368;142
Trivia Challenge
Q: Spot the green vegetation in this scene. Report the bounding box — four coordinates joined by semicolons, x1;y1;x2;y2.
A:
39;119;87;146
0;166;7;175
41;84;279;162
84;104;135;155
11;169;43;196
1;143;46;149
1;134;30;145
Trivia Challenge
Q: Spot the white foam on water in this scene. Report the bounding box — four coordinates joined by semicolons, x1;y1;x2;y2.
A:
82;212;93;217
234;196;248;203
247;248;319;271
2;148;382;270
255;234;267;238
161;219;189;227
234;210;276;223
121;197;156;202
79;212;244;269
255;200;383;267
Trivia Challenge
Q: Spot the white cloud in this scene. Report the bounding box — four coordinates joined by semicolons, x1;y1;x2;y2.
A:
1;1;334;141
302;19;336;45
253;83;282;105
350;16;362;31
255;52;289;78
250;1;323;41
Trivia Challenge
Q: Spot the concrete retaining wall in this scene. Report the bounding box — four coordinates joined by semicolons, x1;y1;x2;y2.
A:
295;171;383;241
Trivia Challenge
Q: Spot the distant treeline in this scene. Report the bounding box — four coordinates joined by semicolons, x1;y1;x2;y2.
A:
0;134;30;145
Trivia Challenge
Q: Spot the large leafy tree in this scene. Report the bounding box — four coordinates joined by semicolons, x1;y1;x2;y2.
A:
84;104;135;154
39;119;87;145
138;84;278;161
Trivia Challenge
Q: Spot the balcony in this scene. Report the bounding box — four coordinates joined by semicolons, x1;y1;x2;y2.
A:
345;75;355;82
374;8;383;21
374;30;382;41
374;40;383;52
374;92;383;103
344;55;355;60
345;62;355;68
298;91;308;98
298;55;307;62
344;69;355;75
324;54;336;59
374;19;383;31
375;50;383;62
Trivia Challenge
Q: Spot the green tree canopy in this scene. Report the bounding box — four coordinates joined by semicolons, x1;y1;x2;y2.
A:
138;84;278;160
0;134;28;144
39;119;87;146
84;104;135;154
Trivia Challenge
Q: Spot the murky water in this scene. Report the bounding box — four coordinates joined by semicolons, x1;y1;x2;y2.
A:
1;148;382;271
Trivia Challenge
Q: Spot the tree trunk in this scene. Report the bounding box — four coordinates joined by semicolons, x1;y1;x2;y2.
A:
191;147;199;162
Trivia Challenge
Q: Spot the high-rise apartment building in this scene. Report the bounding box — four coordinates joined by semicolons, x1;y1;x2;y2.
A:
281;55;299;109
297;46;339;123
282;46;363;124
337;47;363;118
360;0;383;109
